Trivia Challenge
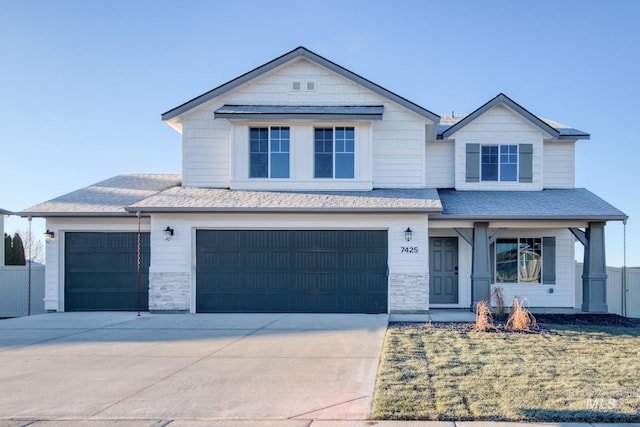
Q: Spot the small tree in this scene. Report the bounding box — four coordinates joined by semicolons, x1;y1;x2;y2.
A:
4;233;12;265
11;233;26;265
18;227;45;264
4;232;26;265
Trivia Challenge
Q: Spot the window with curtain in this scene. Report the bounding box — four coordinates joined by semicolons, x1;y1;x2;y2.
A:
495;237;541;283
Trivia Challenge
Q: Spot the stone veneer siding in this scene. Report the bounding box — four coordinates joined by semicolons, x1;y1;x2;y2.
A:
149;272;190;312
389;273;429;313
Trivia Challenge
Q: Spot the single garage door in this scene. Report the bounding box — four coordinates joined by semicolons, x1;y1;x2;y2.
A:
196;230;388;313
65;232;150;311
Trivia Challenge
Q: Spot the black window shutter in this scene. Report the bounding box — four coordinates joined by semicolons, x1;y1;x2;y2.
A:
466;143;480;182
519;144;533;183
542;236;556;284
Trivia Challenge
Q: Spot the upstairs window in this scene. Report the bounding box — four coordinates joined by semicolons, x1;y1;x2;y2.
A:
249;127;290;178
466;143;533;183
481;145;517;181
314;127;354;179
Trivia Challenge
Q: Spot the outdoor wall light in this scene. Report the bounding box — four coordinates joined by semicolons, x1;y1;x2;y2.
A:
163;226;174;241
44;229;55;242
404;227;413;242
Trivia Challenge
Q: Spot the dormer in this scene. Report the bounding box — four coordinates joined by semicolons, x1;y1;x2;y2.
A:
436;93;589;191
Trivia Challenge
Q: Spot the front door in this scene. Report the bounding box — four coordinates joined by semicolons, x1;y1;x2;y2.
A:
429;237;459;304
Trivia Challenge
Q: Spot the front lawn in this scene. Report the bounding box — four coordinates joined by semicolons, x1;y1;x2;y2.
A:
371;320;640;422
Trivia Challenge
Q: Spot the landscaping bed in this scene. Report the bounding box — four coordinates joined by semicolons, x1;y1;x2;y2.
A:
371;314;640;422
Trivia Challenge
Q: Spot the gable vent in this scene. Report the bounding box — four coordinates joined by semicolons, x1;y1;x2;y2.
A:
292;81;301;91
306;81;316;91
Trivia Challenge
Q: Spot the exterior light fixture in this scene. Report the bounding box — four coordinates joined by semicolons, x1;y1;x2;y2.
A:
163;226;174;241
404;227;413;242
44;229;55;242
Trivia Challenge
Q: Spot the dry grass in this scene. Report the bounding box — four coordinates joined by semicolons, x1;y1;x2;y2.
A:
492;285;506;317
506;297;538;331
371;322;640;422
474;301;494;331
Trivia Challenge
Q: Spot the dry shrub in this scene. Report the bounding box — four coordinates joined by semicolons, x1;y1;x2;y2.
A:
506;297;538;331
492;285;506;318
474;300;494;331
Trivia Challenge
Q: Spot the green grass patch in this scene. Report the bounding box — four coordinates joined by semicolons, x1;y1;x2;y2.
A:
371;323;640;422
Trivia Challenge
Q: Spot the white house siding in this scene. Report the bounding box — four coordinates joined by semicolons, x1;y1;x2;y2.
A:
543;141;575;188
44;217;151;312
178;58;432;190
428;224;577;309
181;111;231;187
425;141;455;188
488;228;576;308
147;212;430;313
453;104;548;191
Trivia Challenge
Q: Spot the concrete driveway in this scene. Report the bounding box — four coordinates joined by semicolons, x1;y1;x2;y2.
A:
0;312;388;424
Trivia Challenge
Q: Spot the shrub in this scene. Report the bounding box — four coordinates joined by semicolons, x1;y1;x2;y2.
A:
474;300;494;331
506;297;538;331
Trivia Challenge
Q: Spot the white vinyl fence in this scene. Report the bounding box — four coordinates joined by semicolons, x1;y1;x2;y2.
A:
576;262;640;318
0;265;46;317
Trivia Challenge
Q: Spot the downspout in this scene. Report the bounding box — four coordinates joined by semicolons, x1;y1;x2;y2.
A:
136;211;141;317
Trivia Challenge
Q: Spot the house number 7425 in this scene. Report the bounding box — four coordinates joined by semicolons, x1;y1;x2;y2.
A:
401;246;419;254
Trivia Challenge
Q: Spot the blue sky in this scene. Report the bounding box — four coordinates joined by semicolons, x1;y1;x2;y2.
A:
1;0;638;266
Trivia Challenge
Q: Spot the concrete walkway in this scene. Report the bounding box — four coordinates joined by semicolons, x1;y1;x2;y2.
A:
0;313;388;424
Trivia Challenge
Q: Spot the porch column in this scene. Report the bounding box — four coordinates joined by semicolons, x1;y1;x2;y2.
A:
581;222;608;313
471;222;492;306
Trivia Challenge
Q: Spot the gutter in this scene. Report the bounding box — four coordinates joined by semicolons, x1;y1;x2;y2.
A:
429;214;629;222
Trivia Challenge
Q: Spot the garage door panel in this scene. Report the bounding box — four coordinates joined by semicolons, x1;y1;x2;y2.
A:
65;232;149;311
196;230;387;313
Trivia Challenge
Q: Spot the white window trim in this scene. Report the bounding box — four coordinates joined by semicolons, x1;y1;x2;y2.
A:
248;125;291;180
313;126;356;180
481;144;518;182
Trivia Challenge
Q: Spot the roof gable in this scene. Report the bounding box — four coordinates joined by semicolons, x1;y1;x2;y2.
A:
440;93;561;140
161;46;439;124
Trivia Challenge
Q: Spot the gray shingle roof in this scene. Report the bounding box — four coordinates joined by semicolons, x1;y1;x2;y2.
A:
0;208;13;215
20;173;625;221
20;174;182;217
436;188;627;220
126;187;442;213
214;105;384;120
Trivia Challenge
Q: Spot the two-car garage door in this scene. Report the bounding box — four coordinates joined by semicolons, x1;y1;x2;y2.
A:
196;230;388;313
64;230;388;313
